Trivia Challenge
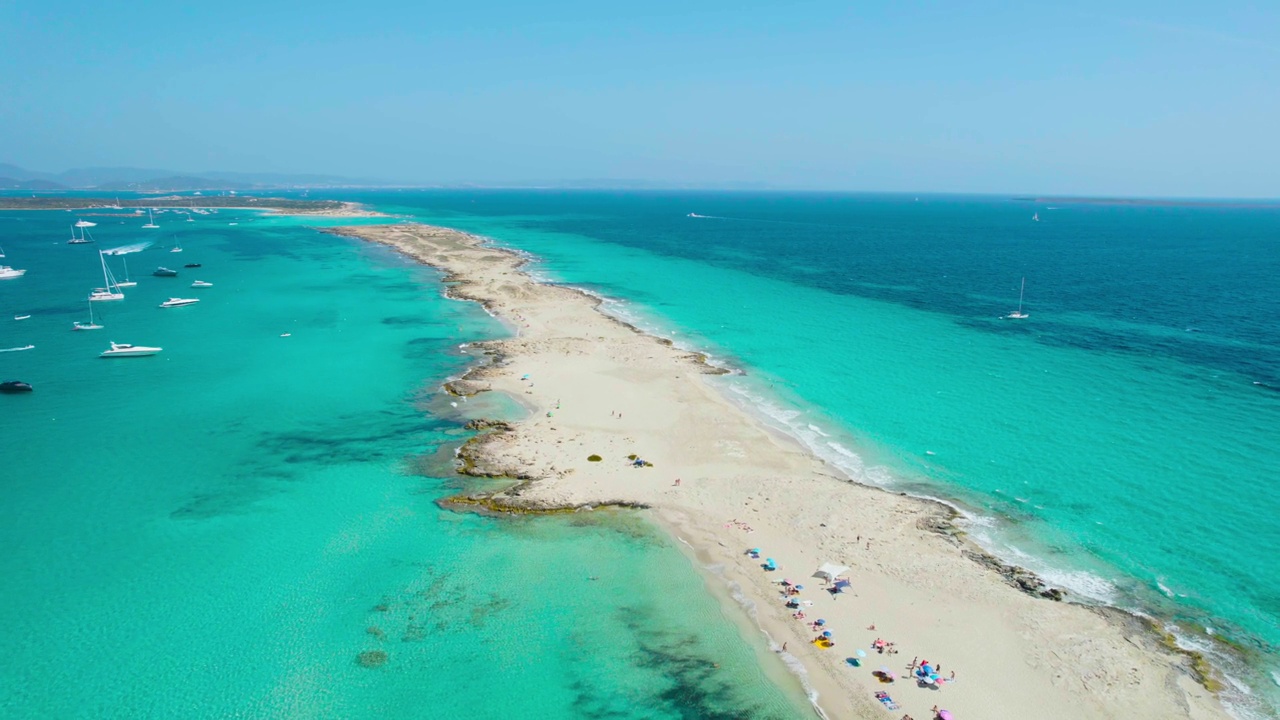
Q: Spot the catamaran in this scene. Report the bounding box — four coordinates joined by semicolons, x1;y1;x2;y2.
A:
68;224;95;244
1007;277;1029;319
142;209;159;229
73;300;103;331
89;250;125;301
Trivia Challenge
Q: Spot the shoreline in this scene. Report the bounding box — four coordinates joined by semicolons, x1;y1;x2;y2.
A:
329;222;1231;720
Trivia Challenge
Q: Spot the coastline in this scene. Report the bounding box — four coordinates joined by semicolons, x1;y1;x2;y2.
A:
329;222;1231;720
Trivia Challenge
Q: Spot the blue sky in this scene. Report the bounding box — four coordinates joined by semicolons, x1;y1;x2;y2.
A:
2;1;1278;196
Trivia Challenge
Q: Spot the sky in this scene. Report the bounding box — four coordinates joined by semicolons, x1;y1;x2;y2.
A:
2;1;1278;197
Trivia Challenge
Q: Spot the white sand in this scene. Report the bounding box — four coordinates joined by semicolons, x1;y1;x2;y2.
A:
335;223;1229;720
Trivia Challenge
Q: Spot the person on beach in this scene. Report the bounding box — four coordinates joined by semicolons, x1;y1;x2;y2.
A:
673;478;681;486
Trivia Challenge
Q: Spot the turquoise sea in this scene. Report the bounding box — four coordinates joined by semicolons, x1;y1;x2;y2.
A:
328;190;1278;719
0;206;812;718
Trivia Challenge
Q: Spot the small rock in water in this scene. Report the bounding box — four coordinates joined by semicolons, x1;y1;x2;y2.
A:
357;650;388;668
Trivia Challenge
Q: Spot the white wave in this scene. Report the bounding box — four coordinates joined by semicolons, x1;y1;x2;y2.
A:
806;424;829;437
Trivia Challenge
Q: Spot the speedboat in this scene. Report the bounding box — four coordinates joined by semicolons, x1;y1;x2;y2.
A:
75;219;97;228
0;380;33;394
191;280;213;288
159;297;199;308
0;266;27;280
153;267;178;277
14;314;31;321
184;263;202;268
100;342;162;358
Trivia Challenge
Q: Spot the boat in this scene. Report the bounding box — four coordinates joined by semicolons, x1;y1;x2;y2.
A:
68;224;94;244
0;345;34;353
185;213;195;223
191;280;213;288
89;251;125;301
0;381;33;394
14;314;31;321
73;300;103;331
75;219;97;228
115;254;137;288
0;245;5;258
159;297;200;308
170;236;183;253
99;342;162;358
142;209;159;229
1033;212;1040;222
1007;277;1030;319
184;263;202;268
0;265;27;280
153;267;178;277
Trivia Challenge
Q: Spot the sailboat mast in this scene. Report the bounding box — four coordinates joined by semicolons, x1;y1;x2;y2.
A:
1018;277;1026;313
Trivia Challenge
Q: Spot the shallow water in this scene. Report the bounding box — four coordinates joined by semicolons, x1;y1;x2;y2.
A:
0;207;811;718
333;189;1280;718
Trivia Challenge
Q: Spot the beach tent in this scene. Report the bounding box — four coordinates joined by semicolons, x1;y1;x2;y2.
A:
814;563;850;581
833;579;853;592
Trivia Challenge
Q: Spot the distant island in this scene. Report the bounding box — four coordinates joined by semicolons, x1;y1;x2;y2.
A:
0;196;383;216
1016;196;1280;209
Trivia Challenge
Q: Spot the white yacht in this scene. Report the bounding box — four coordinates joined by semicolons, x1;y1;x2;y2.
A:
100;342;162;358
0;265;27;280
159;297;200;308
142;209;159;229
75;219;97;228
90;250;125;301
191;280;213;288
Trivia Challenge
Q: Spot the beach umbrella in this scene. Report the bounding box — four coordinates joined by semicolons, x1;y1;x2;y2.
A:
795;585;804;590
822;631;832;638
855;649;867;658
938;711;953;720
815;619;825;626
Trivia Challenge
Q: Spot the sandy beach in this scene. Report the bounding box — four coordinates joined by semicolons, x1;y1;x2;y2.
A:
331;222;1230;720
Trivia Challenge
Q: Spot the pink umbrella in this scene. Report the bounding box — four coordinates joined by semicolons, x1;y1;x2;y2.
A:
938;711;954;720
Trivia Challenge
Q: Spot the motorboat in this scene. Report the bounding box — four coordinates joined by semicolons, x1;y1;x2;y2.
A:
0;266;28;280
191;280;213;288
184;263;202;268
100;342;162;358
159;297;200;308
153;267;178;277
14;314;31;321
75;219;97;228
0;380;33;394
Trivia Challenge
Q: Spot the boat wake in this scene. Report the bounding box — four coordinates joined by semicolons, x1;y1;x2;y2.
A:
1;345;35;352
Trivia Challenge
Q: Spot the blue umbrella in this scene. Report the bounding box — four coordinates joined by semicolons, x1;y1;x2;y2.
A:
856;649;867;658
822;631;832;638
815;619;826;626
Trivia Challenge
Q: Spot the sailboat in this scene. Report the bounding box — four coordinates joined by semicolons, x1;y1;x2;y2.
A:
73;300;104;331
68;224;95;244
115;254;137;287
89;251;125;301
1033;212;1040;222
170;236;183;253
185;213;195;223
142;209;159;229
0;245;5;258
1007;277;1029;319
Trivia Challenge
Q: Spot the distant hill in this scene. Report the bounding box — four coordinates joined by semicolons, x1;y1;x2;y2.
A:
0;176;69;191
95;175;257;192
0;163;387;190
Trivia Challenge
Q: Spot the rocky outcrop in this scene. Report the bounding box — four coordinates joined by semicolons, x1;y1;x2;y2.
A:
963;550;1066;601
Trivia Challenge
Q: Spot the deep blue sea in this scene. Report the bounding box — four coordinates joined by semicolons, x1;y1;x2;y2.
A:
0;205;811;718
332;190;1279;719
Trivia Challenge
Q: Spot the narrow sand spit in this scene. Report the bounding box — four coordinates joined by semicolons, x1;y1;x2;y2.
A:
331;223;1228;720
